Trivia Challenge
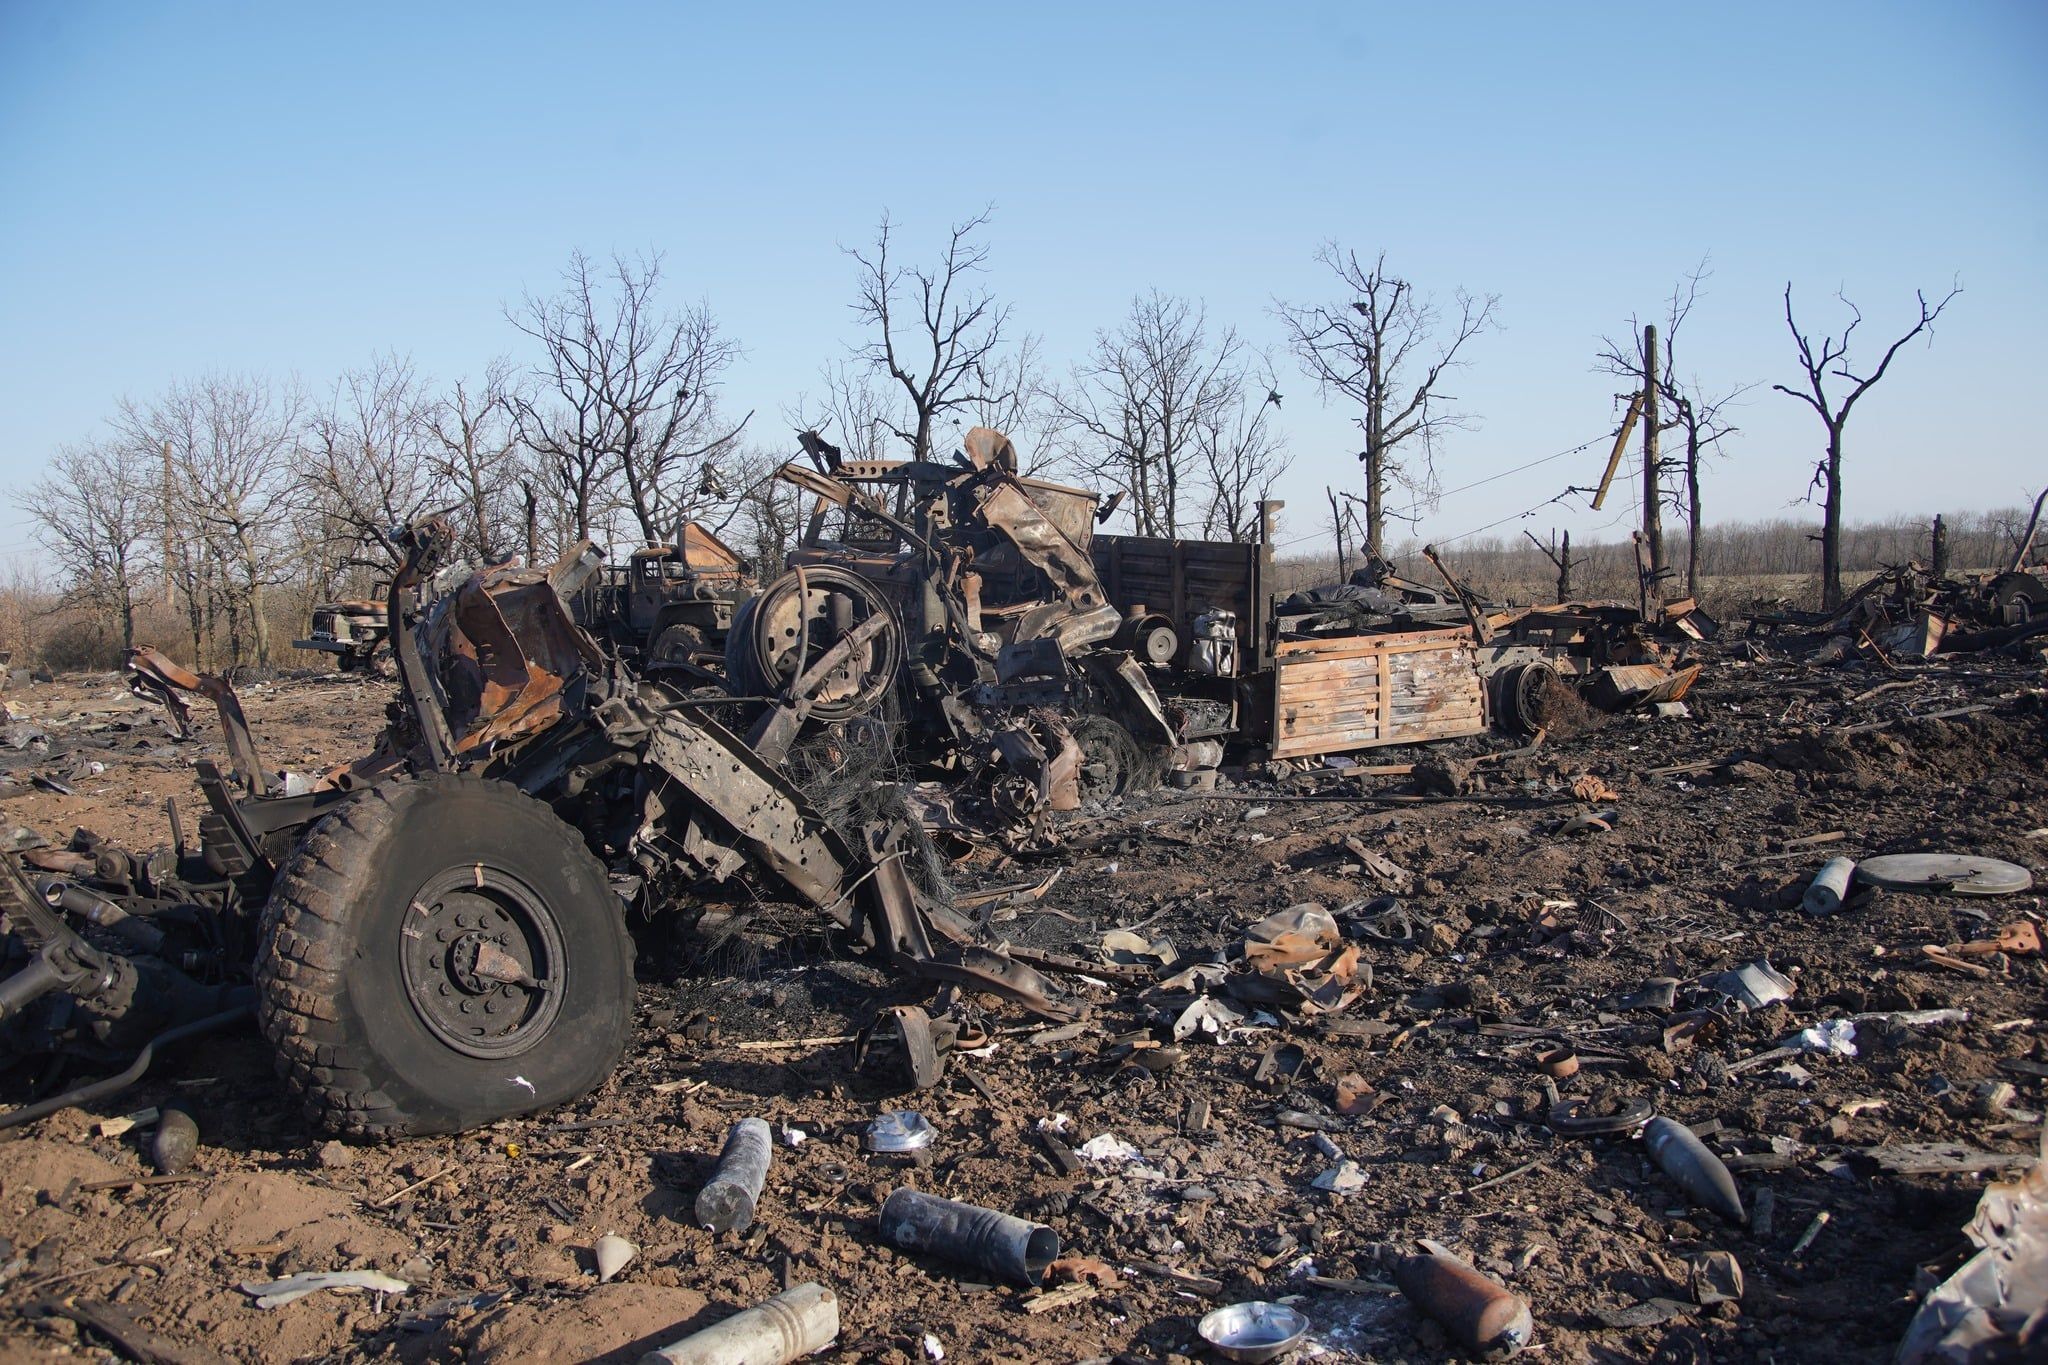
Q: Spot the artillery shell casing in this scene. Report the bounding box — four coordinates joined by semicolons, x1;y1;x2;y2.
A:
696;1117;773;1234
638;1281;838;1365
1643;1116;1746;1224
1801;857;1856;915
1396;1251;1533;1356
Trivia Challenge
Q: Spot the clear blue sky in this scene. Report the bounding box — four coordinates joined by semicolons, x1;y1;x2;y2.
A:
3;1;2042;561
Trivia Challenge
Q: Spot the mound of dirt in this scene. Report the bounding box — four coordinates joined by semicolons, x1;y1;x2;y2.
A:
156;1170;409;1265
457;1282;708;1363
0;1135;127;1198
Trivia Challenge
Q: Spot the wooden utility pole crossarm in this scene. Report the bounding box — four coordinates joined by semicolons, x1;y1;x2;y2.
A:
1590;390;1644;511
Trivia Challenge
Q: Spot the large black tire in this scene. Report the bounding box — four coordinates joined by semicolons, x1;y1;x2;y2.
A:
257;773;633;1138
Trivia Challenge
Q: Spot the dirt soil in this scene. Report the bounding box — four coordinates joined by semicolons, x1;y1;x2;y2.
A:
1;648;2044;1364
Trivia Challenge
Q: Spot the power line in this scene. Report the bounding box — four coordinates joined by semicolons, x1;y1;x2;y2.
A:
1398;432;1610;521
1433;472;1645;549
1275;427;1620;551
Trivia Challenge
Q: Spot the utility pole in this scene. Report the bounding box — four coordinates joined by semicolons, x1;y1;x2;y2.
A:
1641;324;1665;603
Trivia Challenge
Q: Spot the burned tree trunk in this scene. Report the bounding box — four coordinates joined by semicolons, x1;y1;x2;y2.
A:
1820;424;1846;610
1280;249;1497;561
1684;427;1703;599
1775;281;1960;612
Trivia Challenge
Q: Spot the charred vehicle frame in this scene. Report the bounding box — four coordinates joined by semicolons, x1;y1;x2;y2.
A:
3;516;1072;1137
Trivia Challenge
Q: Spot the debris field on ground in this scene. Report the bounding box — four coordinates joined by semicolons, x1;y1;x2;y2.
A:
1;632;2045;1362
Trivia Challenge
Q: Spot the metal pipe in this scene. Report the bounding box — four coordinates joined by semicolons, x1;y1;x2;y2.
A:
877;1188;1059;1286
40;877;166;956
637;1281;838;1365
0;1006;252;1131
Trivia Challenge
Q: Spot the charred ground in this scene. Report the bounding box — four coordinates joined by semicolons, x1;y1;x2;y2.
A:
0;644;2043;1364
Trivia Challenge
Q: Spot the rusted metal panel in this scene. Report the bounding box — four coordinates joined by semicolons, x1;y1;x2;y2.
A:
1016;479;1101;550
426;558;607;755
1270;627;1488;758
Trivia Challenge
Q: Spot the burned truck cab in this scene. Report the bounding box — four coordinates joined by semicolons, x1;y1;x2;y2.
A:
730;430;1180;827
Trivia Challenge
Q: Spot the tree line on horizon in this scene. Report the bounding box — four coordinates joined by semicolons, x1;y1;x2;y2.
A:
5;209;1981;672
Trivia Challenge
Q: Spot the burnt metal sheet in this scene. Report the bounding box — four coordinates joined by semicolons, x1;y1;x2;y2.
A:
126;646;271;795
1270;627;1488;759
429;565;606;754
972;477;1121;651
641;714;854;919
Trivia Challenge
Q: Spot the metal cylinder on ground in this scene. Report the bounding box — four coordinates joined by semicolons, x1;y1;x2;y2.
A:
637;1281;838;1365
1801;857;1856;915
696;1117;773;1234
1642;1115;1746;1224
1396;1249;1533;1356
877;1187;1060;1286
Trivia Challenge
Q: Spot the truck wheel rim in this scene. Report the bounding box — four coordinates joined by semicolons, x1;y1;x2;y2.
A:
399;865;567;1059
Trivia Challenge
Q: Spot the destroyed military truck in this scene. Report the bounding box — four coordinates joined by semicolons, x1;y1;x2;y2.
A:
752;427;1706;792
574;522;754;682
292;597;390;672
726;428;1182;832
0;516;1071;1138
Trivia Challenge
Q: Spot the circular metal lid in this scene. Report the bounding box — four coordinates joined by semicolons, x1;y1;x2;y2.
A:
1855;853;2034;897
1198;1301;1310;1363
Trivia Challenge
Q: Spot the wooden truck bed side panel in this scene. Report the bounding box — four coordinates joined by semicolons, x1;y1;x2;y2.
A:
1270;627;1489;757
1091;534;1263;658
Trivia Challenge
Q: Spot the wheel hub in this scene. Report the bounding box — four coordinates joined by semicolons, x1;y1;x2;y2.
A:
400;869;564;1059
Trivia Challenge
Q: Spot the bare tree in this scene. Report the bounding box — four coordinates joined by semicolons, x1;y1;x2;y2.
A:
723;446;806;577
25;439;155;653
1774;280;1961;608
1597;264;1748;598
1195;360;1290;542
510;250;750;546
1279;247;1498;557
962;334;1060;470
424;359;525;564
1051;291;1256;537
119;374;302;666
789;361;900;466
846;208;1018;460
299;352;436;572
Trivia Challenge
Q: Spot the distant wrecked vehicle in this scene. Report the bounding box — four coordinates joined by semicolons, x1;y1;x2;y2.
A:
758;427;1708;795
292;598;389;672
